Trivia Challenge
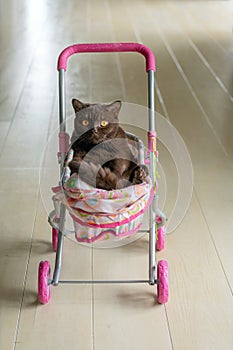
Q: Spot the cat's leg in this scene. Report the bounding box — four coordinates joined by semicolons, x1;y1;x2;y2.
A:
73;161;99;186
68;149;87;175
69;159;82;175
96;167;119;190
72;161;119;190
130;165;149;185
69;158;97;184
70;159;149;189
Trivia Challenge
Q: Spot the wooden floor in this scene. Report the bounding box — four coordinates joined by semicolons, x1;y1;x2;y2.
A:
0;0;233;349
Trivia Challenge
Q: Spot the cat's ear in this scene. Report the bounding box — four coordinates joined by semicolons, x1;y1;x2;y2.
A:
72;99;90;112
106;100;122;116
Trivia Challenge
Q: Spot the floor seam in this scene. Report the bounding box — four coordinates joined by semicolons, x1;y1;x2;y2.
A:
164;305;175;350
13;191;40;349
91;246;96;350
193;187;233;295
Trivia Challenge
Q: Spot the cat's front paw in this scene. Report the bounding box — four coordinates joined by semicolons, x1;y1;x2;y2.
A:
131;165;149;185
77;162;118;189
96;167;119;190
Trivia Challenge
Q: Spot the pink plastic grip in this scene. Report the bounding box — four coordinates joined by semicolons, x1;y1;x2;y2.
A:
148;130;156;152
57;42;156;72
59;131;70;153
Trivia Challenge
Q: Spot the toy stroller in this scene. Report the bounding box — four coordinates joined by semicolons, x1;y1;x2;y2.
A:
38;43;168;304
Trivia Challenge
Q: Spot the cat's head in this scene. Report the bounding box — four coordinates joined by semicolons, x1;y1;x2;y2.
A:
71;99;122;144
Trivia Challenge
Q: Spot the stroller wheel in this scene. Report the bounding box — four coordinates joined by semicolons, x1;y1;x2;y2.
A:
156;226;165;251
52;228;59;252
38;261;51;304
157;260;168;304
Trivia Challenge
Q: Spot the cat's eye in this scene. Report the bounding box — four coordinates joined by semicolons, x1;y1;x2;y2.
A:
82;120;89;126
100;120;108;127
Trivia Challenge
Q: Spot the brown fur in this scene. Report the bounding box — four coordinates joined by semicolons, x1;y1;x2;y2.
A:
69;99;148;190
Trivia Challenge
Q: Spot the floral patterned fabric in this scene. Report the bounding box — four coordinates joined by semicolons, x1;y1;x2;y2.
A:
53;149;153;243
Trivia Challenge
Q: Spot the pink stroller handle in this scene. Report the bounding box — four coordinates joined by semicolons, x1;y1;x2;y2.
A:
57;42;156;72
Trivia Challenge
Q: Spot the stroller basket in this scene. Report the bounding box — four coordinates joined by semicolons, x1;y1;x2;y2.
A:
53;148;154;243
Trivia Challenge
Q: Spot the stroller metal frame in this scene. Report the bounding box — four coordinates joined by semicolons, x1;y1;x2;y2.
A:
38;43;168;304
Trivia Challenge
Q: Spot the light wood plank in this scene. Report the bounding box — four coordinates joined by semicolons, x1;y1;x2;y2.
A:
0;121;10;151
128;1;233;286
88;2;173;349
0;193;38;350
165;195;233;350
0;1;232;350
14;200;93;350
167;1;233;95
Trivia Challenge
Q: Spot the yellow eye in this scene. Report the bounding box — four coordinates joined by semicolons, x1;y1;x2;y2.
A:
101;120;108;127
82;120;89;126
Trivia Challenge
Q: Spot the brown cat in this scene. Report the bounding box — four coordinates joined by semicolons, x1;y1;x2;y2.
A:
69;99;148;190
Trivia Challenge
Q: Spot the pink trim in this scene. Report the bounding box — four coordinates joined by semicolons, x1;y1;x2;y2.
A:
57;43;156;72
75;223;142;243
52;185;61;193
148;130;156;152
59;131;70;153
70;187;154;228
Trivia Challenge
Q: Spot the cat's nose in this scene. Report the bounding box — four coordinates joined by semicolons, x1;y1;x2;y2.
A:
93;122;99;132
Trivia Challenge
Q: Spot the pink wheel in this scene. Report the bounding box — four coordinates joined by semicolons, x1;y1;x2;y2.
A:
157;260;169;304
52;228;59;252
38;261;51;304
156;226;165;251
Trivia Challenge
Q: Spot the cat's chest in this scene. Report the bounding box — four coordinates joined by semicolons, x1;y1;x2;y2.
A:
73;139;134;164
